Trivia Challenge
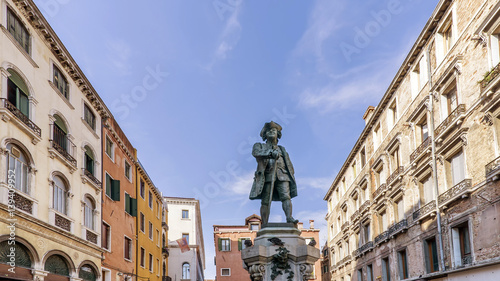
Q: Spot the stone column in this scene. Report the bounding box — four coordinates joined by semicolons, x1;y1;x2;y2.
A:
242;223;320;281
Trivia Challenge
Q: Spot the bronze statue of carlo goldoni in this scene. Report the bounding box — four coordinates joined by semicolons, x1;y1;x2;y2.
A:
249;121;298;225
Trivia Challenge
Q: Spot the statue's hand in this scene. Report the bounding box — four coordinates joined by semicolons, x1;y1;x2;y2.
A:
271;150;280;159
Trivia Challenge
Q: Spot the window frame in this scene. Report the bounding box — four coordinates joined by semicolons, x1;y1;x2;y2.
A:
6;7;31;54
124;236;133;261
140;247;145;268
102;222;111;251
105;136;114;161
424;236;440;273
83;103;96;131
397;248;409;279
220;238;231;252
221;268;231;276
140;212;145;233
182;209;189;219
149;221;153;240
53;65;70;100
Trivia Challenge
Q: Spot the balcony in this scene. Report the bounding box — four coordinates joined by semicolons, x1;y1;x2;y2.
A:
360;200;371;214
353;241;373;258
412;200;436;222
339;255;352;265
388;219;407;237
434;104;466;141
82;168;102;188
49;124;77;169
341;221;349;232
386;166;404;186
162;247;169;257
13;193;33;214
1;98;42;142
438;179;472;207
350;210;360;223
485;156;500;180
410;137;432;163
86;229;98;244
55;213;71;232
372;184;387;202
480;62;500;91
374;231;389;245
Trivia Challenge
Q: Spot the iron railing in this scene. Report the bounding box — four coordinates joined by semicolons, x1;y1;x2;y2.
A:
412;200;436;221
374;231;389;245
83;168;101;187
388;219;407;237
387;166;404;185
434;104;466;137
372;184;387;200
50;124;77;166
1;98;41;137
410;137;432;162
438;179;472;205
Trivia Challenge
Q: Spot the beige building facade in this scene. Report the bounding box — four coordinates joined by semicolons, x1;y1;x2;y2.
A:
0;0;110;280
324;0;500;281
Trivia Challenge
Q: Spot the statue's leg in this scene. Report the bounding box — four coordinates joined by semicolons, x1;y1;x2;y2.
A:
260;182;271;225
278;182;298;223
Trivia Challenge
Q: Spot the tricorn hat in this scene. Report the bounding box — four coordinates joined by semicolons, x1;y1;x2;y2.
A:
260;121;282;140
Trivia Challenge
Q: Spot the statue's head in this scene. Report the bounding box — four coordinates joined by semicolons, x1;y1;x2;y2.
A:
260;121;282;141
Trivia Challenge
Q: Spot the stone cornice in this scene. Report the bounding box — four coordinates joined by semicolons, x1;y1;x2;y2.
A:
11;0;111;119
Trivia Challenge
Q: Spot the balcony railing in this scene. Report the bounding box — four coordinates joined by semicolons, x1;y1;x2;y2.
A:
386;166;404;185
410;137;432;162
86;229;97;244
55;213;71;231
372;184;387;201
13;193;33;214
374;231;389;245
438;179;472;206
354;241;373;258
50;124;77;167
412;200;436;222
340;255;351;265
388;219;407;237
83;168;102;188
360;200;371;214
1;98;41;137
162;247;169;256
434;104;466;138
480;62;500;90
485;156;500;178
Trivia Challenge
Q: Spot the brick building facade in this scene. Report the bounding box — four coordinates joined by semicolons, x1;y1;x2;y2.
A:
324;0;500;280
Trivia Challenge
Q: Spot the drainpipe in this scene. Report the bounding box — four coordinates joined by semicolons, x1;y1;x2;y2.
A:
426;43;446;272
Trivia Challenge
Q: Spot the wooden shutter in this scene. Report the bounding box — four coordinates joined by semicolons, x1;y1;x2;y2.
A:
125;193;130;214
111;179;120;201
238;238;242;251
218;238;222;251
105;174;112;197
130;197;137;217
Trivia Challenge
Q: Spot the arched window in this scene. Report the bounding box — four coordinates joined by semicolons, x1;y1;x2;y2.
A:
7;68;29;117
0;241;31;268
53;114;68;151
84;146;95;175
84;197;94;230
6;143;29;194
53;176;68;215
79;264;97;281
182;263;190;279
44;255;69;276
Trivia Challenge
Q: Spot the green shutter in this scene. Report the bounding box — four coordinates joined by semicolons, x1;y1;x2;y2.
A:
111;179;120;201
130;197;137;217
238;238;242;251
105;174;111;197
218;238;222;251
125;193;130;214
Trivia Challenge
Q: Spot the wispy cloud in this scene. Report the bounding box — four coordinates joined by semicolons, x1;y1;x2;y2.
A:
296;175;335;191
105;39;132;75
204;5;243;71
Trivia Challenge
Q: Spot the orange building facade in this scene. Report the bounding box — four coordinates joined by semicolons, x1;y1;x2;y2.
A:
101;117;138;281
213;215;321;280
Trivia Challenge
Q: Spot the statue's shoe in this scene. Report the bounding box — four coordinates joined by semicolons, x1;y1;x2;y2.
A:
286;217;299;224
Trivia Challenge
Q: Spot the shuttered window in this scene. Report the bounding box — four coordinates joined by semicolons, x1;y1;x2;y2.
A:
451;150;465;186
53;66;69;99
7;8;30;54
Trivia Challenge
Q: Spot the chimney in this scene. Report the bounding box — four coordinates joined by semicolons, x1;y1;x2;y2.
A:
298;222;304;229
309;220;315;229
363;106;376;125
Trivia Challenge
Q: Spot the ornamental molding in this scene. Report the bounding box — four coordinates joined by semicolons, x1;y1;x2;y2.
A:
10;0;111;119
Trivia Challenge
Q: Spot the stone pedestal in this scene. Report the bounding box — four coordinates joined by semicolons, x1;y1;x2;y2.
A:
242;223;320;281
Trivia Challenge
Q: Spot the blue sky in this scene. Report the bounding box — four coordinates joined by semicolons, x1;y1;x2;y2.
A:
34;0;437;278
